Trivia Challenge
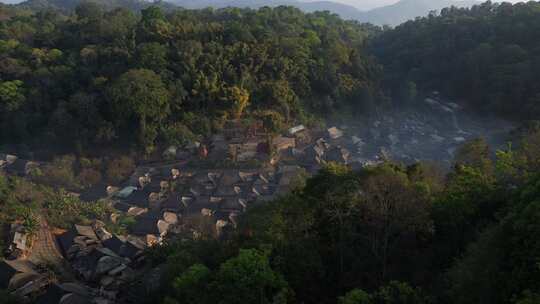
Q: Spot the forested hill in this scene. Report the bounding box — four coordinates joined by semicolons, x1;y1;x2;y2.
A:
167;0;363;20
14;0;176;12
371;1;540;120
10;0;482;26
0;4;382;152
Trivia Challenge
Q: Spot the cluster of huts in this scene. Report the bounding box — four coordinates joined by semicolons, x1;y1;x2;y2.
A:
106;164;303;242
0;120;375;303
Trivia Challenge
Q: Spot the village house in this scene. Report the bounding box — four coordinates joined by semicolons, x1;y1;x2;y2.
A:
79;183;110;203
160;193;183;213
219;170;242;186
303;143;325;165
326;146;351;164
115;186;137;199
209;120;270;162
288;124;314;146
32;282;118;304
122;189;152;209
55;223;143;294
182;196;217;217
327;126;344;140
7;223;29;259
102;236;142;263
228;140;261;162
288;125;306;136
272;136;296;153
0;154;7;169
130;211;161;238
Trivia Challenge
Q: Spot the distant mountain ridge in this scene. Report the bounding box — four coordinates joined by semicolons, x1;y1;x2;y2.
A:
168;0;362;19
163;0;480;26
356;0;479;26
10;0;480;26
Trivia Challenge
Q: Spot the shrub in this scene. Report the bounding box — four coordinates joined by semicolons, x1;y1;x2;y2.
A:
77;168;102;188
43;191;110;229
162;123;198;148
106;156;135;184
182;112;212;137
40;155;79;189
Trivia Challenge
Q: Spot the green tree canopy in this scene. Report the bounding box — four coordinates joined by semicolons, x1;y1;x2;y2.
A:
108;68;170;150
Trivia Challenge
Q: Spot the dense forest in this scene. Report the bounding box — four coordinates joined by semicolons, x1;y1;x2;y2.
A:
1;1;540;304
3;1;540;154
139;126;540;304
15;0;175;13
371;1;540;119
0;2;382;154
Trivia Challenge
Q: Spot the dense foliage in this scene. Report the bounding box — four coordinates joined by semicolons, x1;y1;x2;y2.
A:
0;3;382;153
16;0;175;13
1;1;540;303
145;127;540;304
371;1;540;119
0;170;113;249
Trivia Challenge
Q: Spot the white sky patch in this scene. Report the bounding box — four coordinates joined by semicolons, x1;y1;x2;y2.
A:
300;0;526;11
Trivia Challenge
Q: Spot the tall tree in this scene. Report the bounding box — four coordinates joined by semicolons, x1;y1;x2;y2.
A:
108;69;170;151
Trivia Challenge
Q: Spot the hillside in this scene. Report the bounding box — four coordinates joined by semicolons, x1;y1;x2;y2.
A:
162;0;363;19
0;4;382;151
164;0;481;26
371;1;540;119
357;0;479;26
1;1;540;304
9;0;482;26
15;0;175;12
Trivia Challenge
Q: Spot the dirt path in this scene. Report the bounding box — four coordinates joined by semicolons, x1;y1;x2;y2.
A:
28;217;64;266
